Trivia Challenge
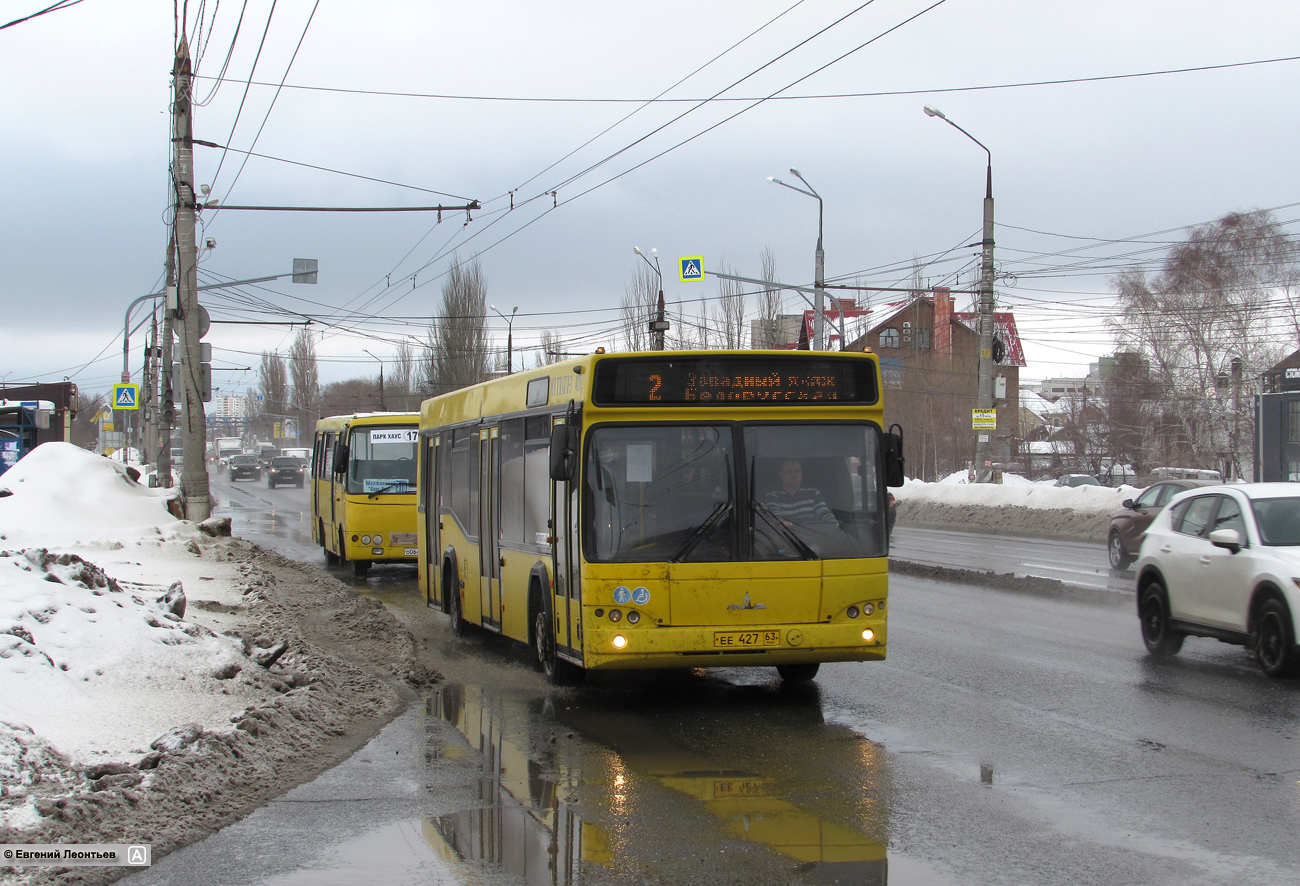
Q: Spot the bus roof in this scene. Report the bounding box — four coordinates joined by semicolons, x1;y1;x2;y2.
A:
314;411;420;432
419;350;882;430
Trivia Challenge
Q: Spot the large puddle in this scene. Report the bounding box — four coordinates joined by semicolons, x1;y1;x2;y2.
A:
422;679;893;884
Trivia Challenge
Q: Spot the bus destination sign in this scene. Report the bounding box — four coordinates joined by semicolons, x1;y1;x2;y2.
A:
592;356;878;406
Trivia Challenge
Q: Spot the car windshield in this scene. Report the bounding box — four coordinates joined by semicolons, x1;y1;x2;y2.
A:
346;427;416;495
232;456;256;465
271;457;301;468
1250;497;1300;545
583;422;886;563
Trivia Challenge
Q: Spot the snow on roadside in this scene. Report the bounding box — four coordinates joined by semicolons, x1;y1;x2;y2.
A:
0;444;266;834
895;473;1136;517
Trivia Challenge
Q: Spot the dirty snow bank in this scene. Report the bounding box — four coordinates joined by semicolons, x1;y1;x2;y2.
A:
893;474;1135;542
0;444;434;885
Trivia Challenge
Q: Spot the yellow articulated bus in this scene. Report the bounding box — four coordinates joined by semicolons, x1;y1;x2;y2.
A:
310;412;421;577
417;351;904;683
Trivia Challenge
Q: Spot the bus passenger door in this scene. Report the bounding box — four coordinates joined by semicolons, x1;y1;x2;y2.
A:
479;427;502;631
423;434;441;609
552;418;581;662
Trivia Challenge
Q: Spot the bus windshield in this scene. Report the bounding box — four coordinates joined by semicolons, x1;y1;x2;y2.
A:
347;427;417;496
584;422;885;562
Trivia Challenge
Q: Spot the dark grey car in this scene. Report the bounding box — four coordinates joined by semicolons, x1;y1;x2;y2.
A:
228;454;261;482
267;456;305;489
1107;478;1221;569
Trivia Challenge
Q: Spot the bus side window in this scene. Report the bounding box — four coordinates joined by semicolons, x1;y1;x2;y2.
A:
500;419;526;544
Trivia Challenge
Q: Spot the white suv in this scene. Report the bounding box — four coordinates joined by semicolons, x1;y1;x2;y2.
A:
1135;483;1300;678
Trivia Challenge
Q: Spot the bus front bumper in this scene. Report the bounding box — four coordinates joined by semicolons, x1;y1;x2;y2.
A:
579;620;886;670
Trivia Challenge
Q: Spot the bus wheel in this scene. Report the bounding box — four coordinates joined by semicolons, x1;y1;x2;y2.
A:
534;606;582;686
352;559;371;577
337;530;349;565
776;663;820;682
321;521;339;566
448;585;466;635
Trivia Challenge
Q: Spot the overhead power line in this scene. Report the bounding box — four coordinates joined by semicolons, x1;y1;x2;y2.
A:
189;53;1300;105
0;0;86;32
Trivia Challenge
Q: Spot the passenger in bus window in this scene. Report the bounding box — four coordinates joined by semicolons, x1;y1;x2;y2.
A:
764;459;835;527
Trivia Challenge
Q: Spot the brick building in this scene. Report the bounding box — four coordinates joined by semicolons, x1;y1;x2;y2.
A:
844;287;1025;479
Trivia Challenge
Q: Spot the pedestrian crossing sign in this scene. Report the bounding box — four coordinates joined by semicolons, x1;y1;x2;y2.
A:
679;256;705;282
113;384;140;410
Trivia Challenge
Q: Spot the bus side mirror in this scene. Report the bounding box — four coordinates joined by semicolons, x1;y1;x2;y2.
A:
549;424;578;482
883;425;905;488
332;442;349;476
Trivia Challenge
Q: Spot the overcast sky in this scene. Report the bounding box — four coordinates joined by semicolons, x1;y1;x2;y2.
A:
3;0;1299;397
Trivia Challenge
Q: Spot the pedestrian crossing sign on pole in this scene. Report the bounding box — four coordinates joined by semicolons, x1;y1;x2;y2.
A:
113;384;140;410
679;256;704;282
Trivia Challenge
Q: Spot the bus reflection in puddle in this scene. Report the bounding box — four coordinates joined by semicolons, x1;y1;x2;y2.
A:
422;682;888;885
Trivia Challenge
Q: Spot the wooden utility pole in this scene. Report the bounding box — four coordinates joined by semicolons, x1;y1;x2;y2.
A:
172;36;211;519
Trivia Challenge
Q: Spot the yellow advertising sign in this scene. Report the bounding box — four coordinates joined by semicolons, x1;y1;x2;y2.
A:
972;408;997;430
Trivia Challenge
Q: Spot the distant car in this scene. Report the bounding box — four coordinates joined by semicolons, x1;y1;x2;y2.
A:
267;456;306;489
228;454;261;481
1135;483;1300;678
1108;478;1221;569
1055;474;1101;488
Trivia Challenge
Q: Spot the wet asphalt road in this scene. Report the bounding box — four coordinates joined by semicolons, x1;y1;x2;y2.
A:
123;473;1300;885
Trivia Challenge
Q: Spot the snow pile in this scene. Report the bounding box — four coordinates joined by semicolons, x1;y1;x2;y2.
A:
892;474;1138;541
897;474;1135;515
0;548;248;763
0;442;179;546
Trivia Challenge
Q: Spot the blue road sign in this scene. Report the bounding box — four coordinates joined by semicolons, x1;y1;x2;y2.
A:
679;256;704;282
112;384;140;410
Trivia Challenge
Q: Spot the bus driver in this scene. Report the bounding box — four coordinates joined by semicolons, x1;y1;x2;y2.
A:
764;459;836;527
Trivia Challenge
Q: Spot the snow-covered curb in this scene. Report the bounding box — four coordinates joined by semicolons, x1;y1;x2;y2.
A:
894;475;1132;543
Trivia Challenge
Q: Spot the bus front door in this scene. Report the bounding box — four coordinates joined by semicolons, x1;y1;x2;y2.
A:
552;420;581;663
479;427;502;631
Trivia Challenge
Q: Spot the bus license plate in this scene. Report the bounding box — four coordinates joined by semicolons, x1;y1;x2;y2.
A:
404;547;418;556
714;630;780;648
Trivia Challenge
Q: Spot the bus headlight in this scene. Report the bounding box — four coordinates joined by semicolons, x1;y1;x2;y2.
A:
627;610;640;624
612;635;627;649
373;534;384;546
862;603;874;615
609;609;622;622
361;535;371;545
847;606;859;619
861;629;875;642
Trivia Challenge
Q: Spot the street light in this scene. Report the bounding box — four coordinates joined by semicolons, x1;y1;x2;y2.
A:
924;104;997;483
633;247;668;350
489;304;519;374
768;169;835;350
363;349;385;411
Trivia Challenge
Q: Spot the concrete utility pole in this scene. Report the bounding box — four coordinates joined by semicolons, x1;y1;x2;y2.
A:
635;247;669;350
157;238;176;487
925;106;997;483
769;170;828;350
173;37;211;519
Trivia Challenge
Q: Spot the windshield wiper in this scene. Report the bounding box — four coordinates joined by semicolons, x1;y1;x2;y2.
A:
751;502;819;560
670;500;733;563
367;480;412;499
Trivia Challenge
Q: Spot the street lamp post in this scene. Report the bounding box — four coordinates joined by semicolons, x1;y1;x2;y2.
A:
633;248;668;350
363;349;385;410
924;105;997;483
769;169;840;351
489;305;519;374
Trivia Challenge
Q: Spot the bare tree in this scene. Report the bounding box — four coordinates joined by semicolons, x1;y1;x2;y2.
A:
716;261;746;349
288;328;320;435
258;351;288;439
539;329;565;365
1108;210;1295;475
389;339;419;410
753;247;782;349
619;264;658;352
424;256;491;395
71;390;104;449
